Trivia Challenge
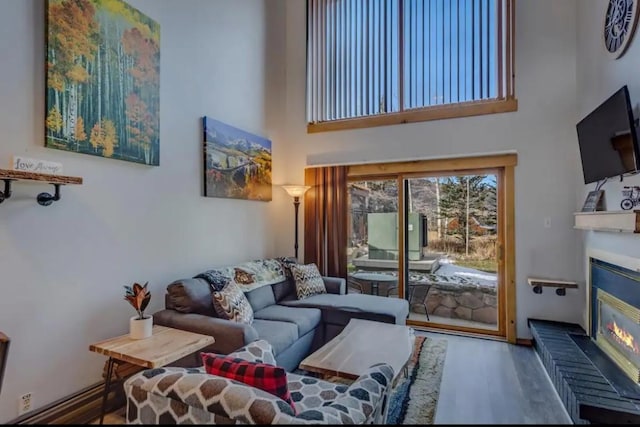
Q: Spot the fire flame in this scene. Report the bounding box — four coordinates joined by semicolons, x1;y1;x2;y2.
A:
607;321;640;354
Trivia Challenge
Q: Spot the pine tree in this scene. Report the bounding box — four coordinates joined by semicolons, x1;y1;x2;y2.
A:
439;175;495;254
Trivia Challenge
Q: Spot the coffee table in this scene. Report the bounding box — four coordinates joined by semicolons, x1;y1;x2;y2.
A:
299;318;414;385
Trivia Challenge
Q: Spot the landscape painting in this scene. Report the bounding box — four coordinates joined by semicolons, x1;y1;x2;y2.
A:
45;0;160;166
203;117;272;201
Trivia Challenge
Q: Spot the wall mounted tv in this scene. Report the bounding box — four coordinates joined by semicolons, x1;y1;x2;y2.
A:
576;85;639;184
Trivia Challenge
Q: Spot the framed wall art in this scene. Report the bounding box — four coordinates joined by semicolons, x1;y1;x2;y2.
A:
203;117;272;201
46;0;160;165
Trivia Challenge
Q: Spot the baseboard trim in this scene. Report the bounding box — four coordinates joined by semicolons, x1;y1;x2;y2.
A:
516;338;533;346
7;380;124;425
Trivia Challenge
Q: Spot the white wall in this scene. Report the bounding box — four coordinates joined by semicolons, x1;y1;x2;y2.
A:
276;0;582;339
576;0;640;328
0;0;286;421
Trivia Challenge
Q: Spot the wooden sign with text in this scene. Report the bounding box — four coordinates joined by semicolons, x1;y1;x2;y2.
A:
11;156;63;175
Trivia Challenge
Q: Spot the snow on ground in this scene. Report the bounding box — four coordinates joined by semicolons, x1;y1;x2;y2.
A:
353;256;498;289
416;257;497;288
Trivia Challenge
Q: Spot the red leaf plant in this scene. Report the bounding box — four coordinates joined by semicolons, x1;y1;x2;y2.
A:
124;282;151;320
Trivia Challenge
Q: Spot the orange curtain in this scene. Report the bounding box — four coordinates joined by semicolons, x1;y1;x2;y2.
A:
304;166;348;278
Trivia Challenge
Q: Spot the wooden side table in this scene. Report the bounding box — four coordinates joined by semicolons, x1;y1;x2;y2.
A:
89;325;214;424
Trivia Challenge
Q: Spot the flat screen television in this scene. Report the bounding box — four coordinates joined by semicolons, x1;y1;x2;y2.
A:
576;85;639;184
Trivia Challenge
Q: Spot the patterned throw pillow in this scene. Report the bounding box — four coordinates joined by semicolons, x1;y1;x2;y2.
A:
194;269;231;292
212;281;254;324
290;263;327;300
200;353;296;413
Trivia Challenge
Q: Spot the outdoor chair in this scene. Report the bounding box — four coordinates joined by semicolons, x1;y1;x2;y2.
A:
347;276;365;294
408;282;432;321
387;282;432;321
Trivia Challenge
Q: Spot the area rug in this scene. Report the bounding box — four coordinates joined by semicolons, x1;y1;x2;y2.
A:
386;335;448;425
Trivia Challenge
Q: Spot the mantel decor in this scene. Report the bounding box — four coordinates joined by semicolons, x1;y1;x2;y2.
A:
603;0;640;59
581;190;605;212
46;0;160;165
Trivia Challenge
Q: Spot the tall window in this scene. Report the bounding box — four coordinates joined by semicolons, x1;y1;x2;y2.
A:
307;0;516;132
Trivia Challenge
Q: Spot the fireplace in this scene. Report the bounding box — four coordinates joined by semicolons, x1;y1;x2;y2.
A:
527;256;640;424
596;289;640;383
588;257;640;392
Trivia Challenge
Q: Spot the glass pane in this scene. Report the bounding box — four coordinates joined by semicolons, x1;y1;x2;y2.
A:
405;174;499;331
347;180;399;298
402;0;498;110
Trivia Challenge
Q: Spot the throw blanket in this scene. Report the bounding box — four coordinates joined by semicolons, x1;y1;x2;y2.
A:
196;259;287;293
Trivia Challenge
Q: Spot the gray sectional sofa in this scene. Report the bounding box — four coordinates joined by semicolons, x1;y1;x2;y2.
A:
153;259;409;371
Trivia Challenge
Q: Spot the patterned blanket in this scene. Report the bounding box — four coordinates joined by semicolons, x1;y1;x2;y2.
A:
195;258;287;293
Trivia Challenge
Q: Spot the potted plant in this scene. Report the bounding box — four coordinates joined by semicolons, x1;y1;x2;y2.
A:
124;282;152;339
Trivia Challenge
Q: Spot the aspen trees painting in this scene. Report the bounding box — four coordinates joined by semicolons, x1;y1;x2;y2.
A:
46;0;160;165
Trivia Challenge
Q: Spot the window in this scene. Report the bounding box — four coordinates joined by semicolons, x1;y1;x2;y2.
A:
306;0;516;132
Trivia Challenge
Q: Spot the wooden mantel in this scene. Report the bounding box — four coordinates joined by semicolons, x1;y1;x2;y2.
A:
574;210;640;233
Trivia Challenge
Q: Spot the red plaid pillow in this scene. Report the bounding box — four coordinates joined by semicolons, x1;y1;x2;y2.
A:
200;353;296;413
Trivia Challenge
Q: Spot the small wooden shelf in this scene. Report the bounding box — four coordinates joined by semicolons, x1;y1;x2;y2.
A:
528;278;578;288
574;210;640;234
0;169;83;185
0;168;83;206
528;277;577;296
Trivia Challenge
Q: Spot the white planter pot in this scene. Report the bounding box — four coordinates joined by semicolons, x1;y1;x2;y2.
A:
129;315;153;340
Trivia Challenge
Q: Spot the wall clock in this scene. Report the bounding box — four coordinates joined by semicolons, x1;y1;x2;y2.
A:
603;0;640;59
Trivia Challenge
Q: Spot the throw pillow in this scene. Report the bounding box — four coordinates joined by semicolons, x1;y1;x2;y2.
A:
290;263;327;300
200;353;296;413
212;281;254;324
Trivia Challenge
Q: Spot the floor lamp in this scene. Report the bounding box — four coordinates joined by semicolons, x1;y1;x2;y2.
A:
0;332;8;396
281;185;311;260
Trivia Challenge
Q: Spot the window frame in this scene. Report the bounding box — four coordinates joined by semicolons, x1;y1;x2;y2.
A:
306;0;517;133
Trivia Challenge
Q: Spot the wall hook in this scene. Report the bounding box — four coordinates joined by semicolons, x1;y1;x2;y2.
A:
0;180;13;203
37;184;61;207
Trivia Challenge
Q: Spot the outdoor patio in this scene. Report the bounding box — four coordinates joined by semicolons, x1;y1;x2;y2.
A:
348;257;498;329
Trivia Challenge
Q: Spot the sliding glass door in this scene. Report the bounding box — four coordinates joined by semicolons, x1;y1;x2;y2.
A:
402;173;502;334
345;155;515;341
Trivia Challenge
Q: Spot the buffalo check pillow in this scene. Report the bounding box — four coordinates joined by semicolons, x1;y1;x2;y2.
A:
200;353;296;413
290;263;327;300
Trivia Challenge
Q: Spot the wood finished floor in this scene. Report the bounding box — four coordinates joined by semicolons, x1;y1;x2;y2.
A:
422;331;572;424
94;332;571;425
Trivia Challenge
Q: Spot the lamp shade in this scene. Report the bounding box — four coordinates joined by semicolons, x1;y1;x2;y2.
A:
281;185;311;198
